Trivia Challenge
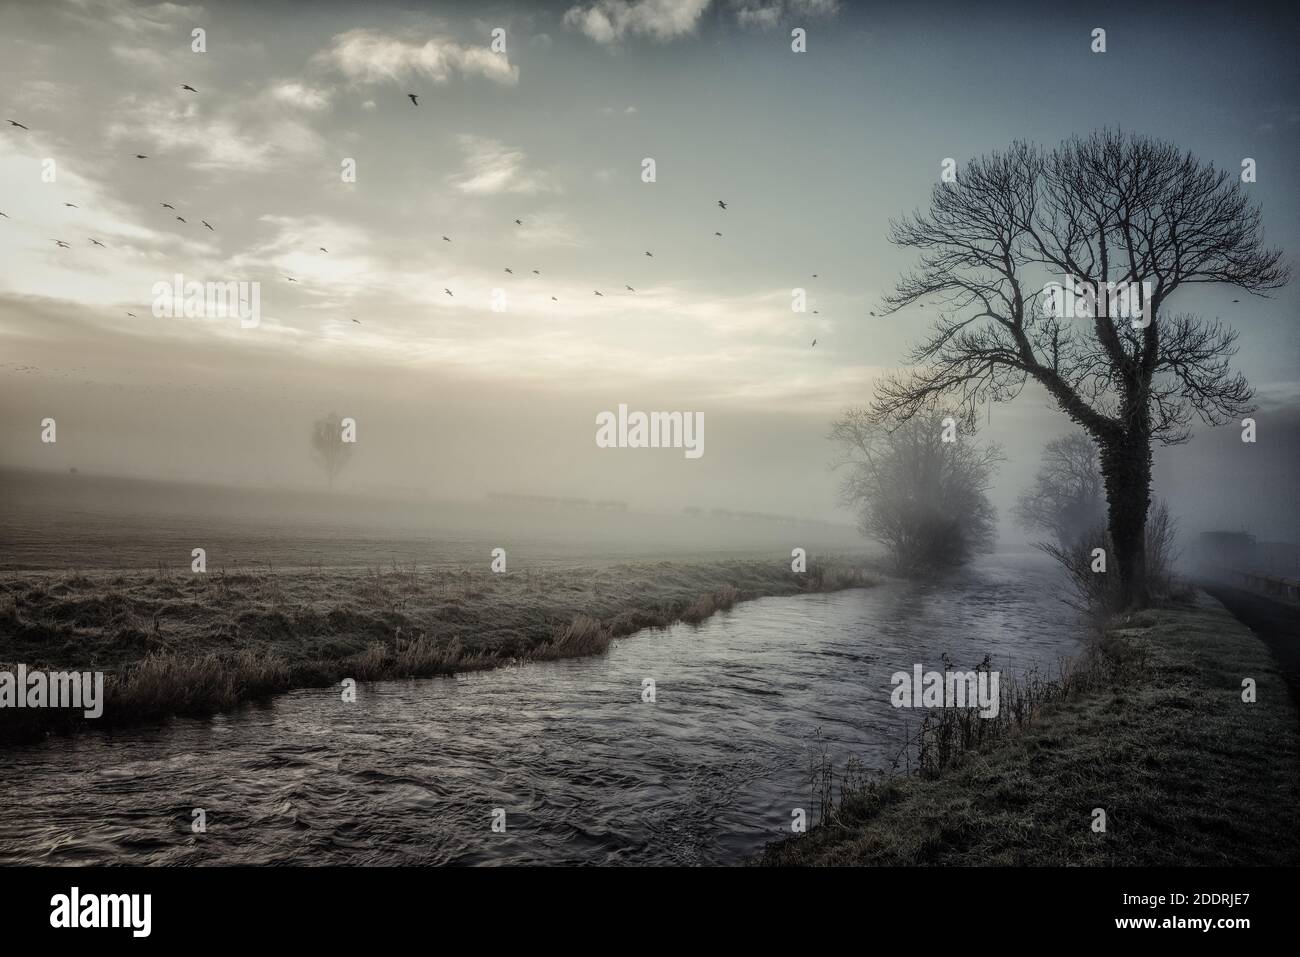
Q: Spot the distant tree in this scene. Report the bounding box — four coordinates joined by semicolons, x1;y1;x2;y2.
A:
1018;432;1179;611
310;413;352;490
830;406;1001;575
1038;501;1180;613
1013;432;1105;549
874;130;1288;607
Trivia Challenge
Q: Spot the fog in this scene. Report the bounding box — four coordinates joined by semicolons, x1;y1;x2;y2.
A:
2;293;1296;555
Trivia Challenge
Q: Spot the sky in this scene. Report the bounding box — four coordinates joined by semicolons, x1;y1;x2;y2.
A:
0;0;1297;538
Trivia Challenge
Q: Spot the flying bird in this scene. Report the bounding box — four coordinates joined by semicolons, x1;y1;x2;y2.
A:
284;276;298;282
63;203;78;208
0;211;8;218
812;273;818;278
319;247;328;252
550;296;557;301
161;203;175;209
594;290;603;297
444;288;453;297
504;267;514;275
811;339;817;347
532;269;540;275
351;318;361;324
1232;299;1240;303
625;285;635;292
408;93;419;106
714;231;722;237
442;235;451;242
202;220;213;230
514;219;522;225
645;251;653;257
135;154;148;159
53;240;70;248
89;238;105;247
7;120;29;130
717;200;727;210
181;85;198;93
126;312;137;318
176;216;186;223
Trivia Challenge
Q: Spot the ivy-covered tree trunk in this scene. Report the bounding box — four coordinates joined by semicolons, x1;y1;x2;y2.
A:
1099;434;1153;609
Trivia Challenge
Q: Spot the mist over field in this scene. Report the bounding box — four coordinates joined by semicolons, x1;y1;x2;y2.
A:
2;293;1296;545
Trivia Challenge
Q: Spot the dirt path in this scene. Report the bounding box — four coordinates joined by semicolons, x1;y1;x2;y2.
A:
1201;582;1300;717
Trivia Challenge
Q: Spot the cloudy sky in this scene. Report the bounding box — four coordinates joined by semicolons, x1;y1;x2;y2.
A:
0;0;1296;534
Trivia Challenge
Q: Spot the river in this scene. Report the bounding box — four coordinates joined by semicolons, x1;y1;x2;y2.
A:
0;553;1082;865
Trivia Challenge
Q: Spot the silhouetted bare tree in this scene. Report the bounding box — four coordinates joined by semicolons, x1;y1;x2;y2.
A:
310;413;352;490
830;406;1001;575
875;130;1288;607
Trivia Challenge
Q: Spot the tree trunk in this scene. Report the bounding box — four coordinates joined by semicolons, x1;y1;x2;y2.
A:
1098;436;1153;610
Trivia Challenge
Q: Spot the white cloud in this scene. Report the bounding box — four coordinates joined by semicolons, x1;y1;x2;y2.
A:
563;0;711;45
63;0;207;35
105;95;324;172
447;135;557;196
315;28;519;87
267;81;333;112
732;0;841;29
228;215;380;294
732;2;779;28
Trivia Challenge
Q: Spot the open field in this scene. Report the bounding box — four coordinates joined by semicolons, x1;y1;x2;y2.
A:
0;467;865;573
763;594;1300;866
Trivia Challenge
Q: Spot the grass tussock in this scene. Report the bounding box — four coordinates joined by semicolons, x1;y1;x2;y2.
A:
114;650;292;718
764;595;1300;866
530;615;614;660
1;555;874;742
680;583;741;624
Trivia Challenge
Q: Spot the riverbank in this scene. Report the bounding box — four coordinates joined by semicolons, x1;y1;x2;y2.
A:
763;593;1300;866
0;556;873;743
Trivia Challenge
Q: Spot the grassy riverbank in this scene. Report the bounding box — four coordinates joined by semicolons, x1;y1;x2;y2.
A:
0;557;873;743
764;593;1300;866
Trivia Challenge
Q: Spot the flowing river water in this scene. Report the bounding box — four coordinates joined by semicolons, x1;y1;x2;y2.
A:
0;553;1082;866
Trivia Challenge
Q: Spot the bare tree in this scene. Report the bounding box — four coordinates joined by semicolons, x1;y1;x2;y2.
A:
874;130;1288;607
830;406;1001;575
1013;432;1105;549
310;413;352;490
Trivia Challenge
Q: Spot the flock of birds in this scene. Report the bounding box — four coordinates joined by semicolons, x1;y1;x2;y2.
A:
6;93;230;261
4;85;826;347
